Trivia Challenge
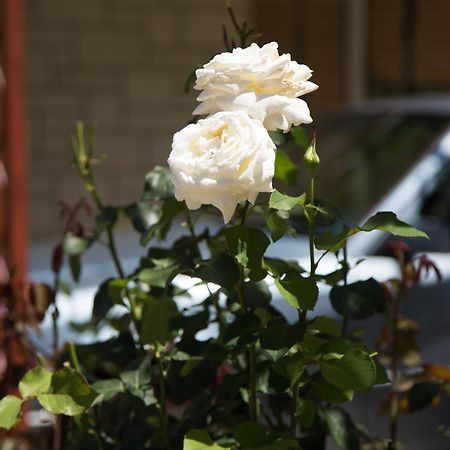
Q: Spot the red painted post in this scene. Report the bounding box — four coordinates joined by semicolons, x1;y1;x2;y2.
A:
1;0;28;280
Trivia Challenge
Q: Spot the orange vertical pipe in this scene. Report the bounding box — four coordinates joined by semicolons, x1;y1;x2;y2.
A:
2;0;28;279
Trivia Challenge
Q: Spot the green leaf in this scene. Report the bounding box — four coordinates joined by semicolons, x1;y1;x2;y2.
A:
0;395;23;430
19;367;52;398
264;258;305;278
265;209;294;242
320;349;377;391
140;297;178;344
408;382;441;412
120;358;156;406
224;225;270;281
194;253;240;291
141;166;174;201
330;278;386;320
269;130;287;147
274;148;298;185
92;279;115;325
322;407;361;450
290;127;309;149
315;227;357;252
216;374;243;403
107;278;128;304
37;367;97;416
181;357;204;377
296;399;316;428
275;273;318;310
269;190;306;211
91;378;124;404
241;281;272;308
138;263;178;289
374;360;390;385
141;198;184;244
63;233;88;256
95;206;118;233
233;422;299;449
183;429;228;450
360;212;428;239
69;254;81;282
260;322;306;350
223;312;261;344
124;201;161;233
313;380;354;403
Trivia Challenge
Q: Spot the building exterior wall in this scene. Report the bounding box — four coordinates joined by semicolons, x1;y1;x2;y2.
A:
24;0;254;240
24;0;450;241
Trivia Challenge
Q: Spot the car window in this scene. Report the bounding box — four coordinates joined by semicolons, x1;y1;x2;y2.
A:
308;113;450;222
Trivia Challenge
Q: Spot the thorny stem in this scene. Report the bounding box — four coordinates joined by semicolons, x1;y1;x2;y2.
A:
235;201;258;422
155;342;172;450
291;173;316;438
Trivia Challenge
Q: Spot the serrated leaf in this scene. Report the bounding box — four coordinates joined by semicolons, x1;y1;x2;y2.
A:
224;225;270;281
275;273;318;310
320;349;377;391
19;367;52;398
194;253;240;291
269;191;306;211
330;278;386;320
37;367;96;416
360;212;428;238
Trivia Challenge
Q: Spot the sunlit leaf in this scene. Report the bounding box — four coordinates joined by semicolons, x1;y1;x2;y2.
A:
269;190;306;211
0;395;23;430
19;367;52;399
37;367;96;416
360;212;428;239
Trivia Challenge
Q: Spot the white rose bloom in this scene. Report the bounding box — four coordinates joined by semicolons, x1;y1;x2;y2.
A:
168;111;276;223
193;42;318;132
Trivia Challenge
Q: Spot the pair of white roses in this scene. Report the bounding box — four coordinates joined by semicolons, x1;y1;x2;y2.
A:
168;42;318;223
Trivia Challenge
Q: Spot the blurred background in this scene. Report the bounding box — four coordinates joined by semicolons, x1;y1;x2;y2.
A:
1;1;450;449
3;0;450;251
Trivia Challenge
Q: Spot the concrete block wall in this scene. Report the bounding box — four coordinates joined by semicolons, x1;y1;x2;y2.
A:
24;0;254;240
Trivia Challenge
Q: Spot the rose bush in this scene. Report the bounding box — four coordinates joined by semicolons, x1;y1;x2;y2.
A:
0;10;446;450
168;111;275;223
193;42;318;132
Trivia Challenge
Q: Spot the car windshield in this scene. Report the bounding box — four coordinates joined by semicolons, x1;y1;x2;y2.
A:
306;112;450;222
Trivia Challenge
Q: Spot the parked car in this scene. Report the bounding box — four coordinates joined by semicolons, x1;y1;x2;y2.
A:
29;95;450;448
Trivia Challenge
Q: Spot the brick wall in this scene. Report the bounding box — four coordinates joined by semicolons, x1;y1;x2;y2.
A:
370;0;450;95
256;0;346;114
24;0;254;240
